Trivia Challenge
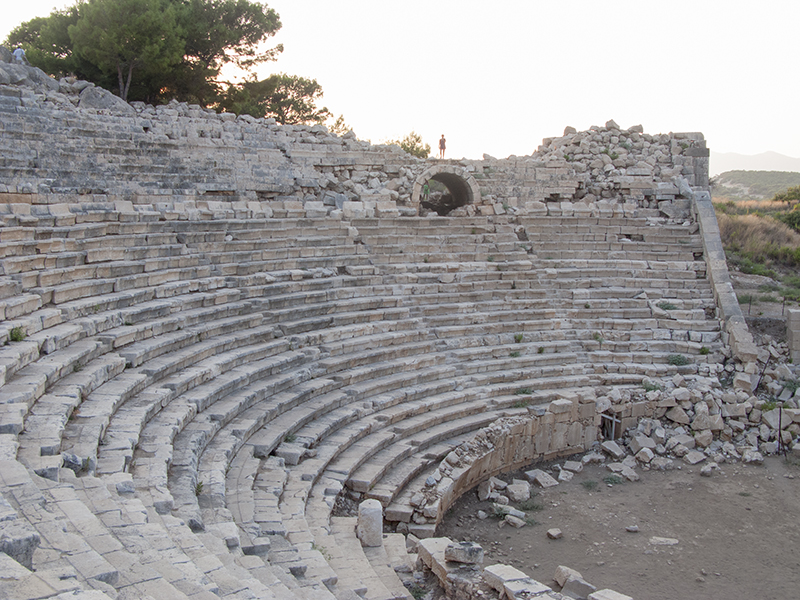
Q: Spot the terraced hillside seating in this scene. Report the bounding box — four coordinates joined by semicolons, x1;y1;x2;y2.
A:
0;209;732;600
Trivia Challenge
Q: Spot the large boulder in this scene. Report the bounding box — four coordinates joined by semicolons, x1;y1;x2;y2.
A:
79;85;135;115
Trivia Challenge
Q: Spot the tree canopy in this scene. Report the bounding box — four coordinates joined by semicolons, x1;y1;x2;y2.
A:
218;74;331;125
6;0;283;105
773;185;800;206
387;132;430;159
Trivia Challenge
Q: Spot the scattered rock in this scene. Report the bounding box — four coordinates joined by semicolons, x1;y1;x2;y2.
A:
547;528;563;540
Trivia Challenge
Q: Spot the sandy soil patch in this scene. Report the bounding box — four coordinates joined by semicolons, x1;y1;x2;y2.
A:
437;455;800;600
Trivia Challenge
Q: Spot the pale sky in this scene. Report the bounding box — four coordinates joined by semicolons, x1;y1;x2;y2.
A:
3;0;800;162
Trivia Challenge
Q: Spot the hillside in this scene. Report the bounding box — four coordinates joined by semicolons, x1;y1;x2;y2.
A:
711;170;800;201
711;150;800;176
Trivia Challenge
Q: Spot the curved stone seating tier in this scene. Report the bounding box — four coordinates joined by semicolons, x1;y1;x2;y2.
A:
0;212;725;600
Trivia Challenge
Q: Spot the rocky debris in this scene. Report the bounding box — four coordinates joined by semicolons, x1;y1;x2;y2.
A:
547;528;563;540
444;541;484;565
526;468;559;488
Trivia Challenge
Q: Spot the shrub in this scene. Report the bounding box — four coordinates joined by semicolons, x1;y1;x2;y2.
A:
514;333;523;343
9;327;26;342
667;354;690;366
699;346;710;355
657;301;677;310
643;381;663;392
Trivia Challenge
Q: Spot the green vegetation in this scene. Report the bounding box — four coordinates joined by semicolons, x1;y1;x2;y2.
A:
511;399;530;409
642;381;663;392
6;0;340;127
657;301;677;311
712;171;800;200
667;354;690;366
194;481;204;495
219;74;331;125
9;327;26;342
509;351;521;358
537;346;545;354
514;333;524;343
284;432;296;443
514;387;533;395
773;184;800;206
518;498;543;511
699;346;710;355
603;474;624;485
581;480;598;491
385;131;430;159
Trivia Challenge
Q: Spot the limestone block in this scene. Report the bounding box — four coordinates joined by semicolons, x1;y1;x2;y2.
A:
417;537;452;581
562;576;598;599
628;434;655;454
357;499;383;547
504;577;553;599
444;541;484;564
554;565;583;587
600;440;626;460
665;406;690;425
762;408;792;430
589;590;633;600
505;482;531;503
525;469;558;488
483;563;529;593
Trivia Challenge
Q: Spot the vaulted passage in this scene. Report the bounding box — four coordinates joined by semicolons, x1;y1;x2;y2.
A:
412;165;482;216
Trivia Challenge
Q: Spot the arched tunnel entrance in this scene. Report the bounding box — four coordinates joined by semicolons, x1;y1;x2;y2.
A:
411;165;482;216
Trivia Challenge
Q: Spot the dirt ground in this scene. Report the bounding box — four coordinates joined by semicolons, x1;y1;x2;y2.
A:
730;272;792;340
437;455;800;600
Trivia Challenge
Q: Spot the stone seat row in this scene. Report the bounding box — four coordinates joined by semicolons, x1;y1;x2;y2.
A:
1;214;721;600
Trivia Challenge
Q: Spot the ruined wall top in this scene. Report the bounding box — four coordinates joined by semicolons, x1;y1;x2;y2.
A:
0;52;709;222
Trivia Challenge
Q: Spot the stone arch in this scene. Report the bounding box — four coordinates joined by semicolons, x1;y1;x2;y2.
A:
411;165;482;215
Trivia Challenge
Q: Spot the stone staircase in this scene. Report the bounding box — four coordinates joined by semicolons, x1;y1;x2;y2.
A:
0;212;723;600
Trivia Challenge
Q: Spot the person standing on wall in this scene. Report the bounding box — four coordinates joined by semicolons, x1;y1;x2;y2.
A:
439;135;446;159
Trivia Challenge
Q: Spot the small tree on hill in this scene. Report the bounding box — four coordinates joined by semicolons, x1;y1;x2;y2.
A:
773;185;800;206
387;131;430;159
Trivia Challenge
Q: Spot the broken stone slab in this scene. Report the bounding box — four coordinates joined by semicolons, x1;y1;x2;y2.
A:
554;565;583;587
492;504;526;520
683;450;706;465
558;469;574;482
649;536;679;546
562;575;598;600
650;457;675;470
562;460;583;473
700;463;718;477
417;537;453;581
547;528;563;539
628;434;656;454
588;590;633;600
665;406;690;425
620;466;639;482
742;448;764;465
505;515;526;528
505;481;531;503
762;407;792;430
600;440;626;460
504;577;554;599
635;448;654;463
525;469;559;488
444;541;484;565
482;563;530;593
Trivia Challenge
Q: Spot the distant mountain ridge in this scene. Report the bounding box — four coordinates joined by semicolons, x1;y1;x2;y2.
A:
710;151;800;177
